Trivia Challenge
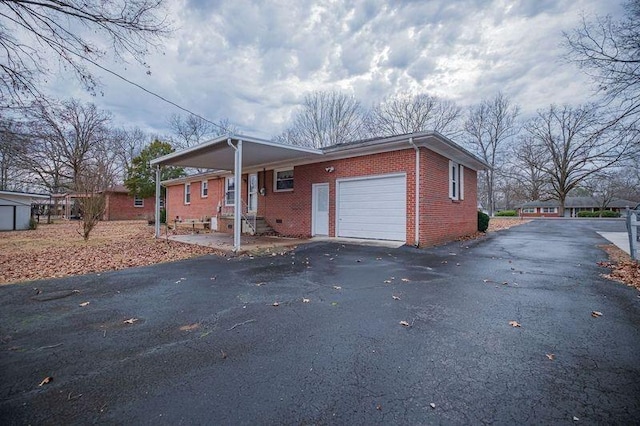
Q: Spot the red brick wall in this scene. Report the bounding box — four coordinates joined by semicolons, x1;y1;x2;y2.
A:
104;192;156;221
165;178;224;223
419;150;478;246
259;149;417;240
163;147;480;246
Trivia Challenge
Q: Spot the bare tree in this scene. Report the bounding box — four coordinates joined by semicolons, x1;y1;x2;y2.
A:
0;0;170;104
0;117;31;190
509;136;550;202
367;92;461;139
75;153;116;241
169;114;235;149
21;99;112;193
464;93;520;215
111;126;153;182
276;90;366;148
564;0;640;128
524;104;634;216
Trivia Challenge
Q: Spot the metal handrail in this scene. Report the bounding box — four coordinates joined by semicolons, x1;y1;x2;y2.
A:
218;200;256;235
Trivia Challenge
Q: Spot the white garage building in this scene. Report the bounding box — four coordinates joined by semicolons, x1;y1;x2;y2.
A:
0;190;50;231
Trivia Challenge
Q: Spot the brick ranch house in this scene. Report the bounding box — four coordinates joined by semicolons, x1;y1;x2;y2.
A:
49;185;158;221
152;131;488;250
518;196;637;218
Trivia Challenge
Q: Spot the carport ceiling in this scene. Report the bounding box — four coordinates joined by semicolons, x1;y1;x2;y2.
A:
150;135;323;170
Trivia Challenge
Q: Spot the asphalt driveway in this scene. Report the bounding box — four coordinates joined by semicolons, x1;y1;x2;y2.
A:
1;219;639;424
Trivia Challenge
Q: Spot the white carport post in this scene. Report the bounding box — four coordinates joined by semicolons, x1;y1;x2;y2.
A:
227;137;243;252
154;165;161;238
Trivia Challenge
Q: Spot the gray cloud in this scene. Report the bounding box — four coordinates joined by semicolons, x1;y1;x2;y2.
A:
43;0;623;140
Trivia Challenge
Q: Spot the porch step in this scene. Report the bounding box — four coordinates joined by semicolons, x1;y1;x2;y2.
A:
242;217;276;236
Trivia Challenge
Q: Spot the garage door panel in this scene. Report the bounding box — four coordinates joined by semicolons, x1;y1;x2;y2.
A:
337;175;406;241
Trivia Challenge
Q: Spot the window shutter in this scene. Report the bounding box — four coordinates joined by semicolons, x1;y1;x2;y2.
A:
459;165;465;200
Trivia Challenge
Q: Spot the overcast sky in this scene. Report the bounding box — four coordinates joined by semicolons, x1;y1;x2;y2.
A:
49;0;624;140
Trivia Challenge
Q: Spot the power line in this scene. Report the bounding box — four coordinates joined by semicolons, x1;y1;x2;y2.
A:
79;54;233;132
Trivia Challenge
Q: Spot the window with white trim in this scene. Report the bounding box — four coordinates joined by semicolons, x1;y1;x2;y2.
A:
225;176;235;206
522;207;535;213
133;195;144;207
448;161;464;200
201;180;208;198
184;183;191;204
274;168;294;192
542;207;557;213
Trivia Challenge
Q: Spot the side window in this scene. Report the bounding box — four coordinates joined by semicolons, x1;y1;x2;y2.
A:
184;183;191;204
225;176;235;206
201;180;208;198
134;195;144;207
449;161;464;200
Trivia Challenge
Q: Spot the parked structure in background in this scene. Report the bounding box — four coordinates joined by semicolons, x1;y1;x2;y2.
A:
518;197;637;218
157;131;488;250
35;186;159;221
0;190;49;230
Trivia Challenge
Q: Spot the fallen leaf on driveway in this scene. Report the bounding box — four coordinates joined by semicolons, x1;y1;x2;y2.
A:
123;318;138;324
79;301;90;307
179;323;199;331
591;311;602;318
38;376;53;386
441;260;448;264
573;416;579;421
384;280;392;284
546;353;555;360
302;298;310;303
376;404;382;410
508;321;521;327
401;278;410;282
392;295;400;300
333;285;342;290
399;320;410;327
272;302;280;307
430;403;436;409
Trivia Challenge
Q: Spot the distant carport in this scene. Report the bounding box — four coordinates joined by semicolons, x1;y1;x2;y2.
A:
150;134;323;252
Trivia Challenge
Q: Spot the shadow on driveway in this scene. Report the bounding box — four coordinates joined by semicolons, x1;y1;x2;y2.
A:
1;219;639;424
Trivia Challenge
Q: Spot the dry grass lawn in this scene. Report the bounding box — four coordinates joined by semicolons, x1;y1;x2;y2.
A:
0;220;221;285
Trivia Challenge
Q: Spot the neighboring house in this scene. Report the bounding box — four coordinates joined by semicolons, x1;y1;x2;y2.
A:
0;190;50;231
102;185;158;221
46;186;159;221
518;197;637;217
159;131;487;248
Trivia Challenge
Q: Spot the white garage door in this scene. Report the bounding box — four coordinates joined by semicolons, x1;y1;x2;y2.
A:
337;174;406;241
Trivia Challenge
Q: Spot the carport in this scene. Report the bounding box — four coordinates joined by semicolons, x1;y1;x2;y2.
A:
150;134;322;252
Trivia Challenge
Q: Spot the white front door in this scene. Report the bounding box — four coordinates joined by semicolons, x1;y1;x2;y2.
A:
312;183;329;236
248;173;258;213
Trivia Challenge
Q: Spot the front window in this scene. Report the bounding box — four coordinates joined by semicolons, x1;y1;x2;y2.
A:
274;169;294;192
201;180;208;198
542;207;557;213
134;195;144;207
523;207;535;213
184;183;191;204
225;176;235;206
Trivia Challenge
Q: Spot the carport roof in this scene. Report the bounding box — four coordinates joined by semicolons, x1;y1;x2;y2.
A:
150;134;323;170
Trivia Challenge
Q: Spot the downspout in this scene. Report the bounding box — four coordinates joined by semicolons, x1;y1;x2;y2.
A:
154;165;161;238
409;137;420;247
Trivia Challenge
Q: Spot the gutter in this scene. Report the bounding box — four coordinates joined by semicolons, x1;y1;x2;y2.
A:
409;137;420;247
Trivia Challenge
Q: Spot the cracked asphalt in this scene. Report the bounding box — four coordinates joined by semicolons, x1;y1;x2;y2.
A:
1;219;639;425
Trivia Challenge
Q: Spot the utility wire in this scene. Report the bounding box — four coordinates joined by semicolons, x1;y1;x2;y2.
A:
78;54;233;132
